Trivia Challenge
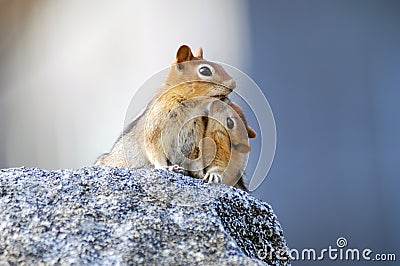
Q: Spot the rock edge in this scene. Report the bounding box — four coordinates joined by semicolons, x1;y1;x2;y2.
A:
0;166;290;265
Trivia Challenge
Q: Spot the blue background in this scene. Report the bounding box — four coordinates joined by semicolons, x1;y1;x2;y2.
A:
248;1;399;264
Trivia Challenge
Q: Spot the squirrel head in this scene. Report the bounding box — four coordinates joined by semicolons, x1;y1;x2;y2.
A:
207;100;255;154
228;102;257;139
165;45;236;92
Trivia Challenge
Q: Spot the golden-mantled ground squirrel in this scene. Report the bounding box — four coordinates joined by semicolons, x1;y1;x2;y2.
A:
202;99;256;191
161;96;256;190
95;45;236;170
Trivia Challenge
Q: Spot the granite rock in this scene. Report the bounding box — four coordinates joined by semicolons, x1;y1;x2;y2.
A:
0;166;290;265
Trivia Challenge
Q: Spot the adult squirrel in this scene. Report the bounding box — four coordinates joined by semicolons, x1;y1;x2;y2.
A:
159;96;211;179
202;98;256;191
95;45;236;169
161;96;256;191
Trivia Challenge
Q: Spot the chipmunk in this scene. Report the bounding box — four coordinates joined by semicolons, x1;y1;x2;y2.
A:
202;98;256;191
95;45;236;169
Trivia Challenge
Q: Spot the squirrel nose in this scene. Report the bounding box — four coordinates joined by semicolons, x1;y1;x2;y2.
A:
223;79;236;90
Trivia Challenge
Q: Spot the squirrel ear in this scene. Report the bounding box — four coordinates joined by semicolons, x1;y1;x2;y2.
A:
207;99;226;115
206;100;215;114
176;45;194;63
194;47;203;59
205;99;221;115
247;126;257;138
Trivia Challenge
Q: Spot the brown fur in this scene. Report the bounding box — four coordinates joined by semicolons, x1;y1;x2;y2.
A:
159;96;211;179
203;100;256;191
144;81;234;169
95;45;235;169
164;97;256;191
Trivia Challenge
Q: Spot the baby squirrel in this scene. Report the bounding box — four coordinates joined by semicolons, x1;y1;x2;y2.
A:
95;45;236;169
161;96;256;191
202;98;256;191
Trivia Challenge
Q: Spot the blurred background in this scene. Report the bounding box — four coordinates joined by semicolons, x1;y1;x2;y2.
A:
0;1;399;265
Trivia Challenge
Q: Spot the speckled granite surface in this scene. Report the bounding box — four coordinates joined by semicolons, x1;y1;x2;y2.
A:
0;166;290;265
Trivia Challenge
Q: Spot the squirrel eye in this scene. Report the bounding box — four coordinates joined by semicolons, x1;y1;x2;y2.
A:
227;117;234;129
199;66;212;76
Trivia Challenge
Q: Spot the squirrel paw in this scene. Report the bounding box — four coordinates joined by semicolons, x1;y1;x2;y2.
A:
203;172;222;184
161;164;185;173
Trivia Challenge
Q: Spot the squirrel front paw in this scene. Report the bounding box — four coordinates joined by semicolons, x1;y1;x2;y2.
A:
203;172;222;183
159;164;185;173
